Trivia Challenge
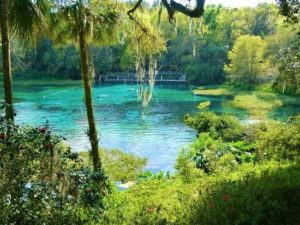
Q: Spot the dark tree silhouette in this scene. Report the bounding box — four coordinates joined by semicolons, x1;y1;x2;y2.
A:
277;0;300;23
128;0;206;22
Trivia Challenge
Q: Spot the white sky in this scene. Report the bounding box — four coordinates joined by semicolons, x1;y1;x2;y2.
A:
205;0;276;7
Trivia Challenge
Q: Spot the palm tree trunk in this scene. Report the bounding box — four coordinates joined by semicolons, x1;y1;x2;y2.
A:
0;0;14;122
79;32;101;171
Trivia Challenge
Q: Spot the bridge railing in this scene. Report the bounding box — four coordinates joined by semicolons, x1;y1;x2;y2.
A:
100;71;186;82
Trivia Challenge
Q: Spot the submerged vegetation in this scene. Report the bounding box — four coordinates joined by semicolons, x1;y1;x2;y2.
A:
1;0;300;224
194;84;300;119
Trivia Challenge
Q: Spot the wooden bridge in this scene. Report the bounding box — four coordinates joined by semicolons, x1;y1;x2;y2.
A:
98;72;187;84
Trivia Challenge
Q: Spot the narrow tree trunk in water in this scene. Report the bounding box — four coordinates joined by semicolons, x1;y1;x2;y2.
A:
79;32;101;171
1;0;14;122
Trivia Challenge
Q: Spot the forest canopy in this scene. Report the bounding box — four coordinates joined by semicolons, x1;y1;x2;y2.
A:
2;1;299;94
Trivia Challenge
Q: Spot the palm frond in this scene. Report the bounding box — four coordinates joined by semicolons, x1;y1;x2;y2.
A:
9;0;51;42
52;0;120;47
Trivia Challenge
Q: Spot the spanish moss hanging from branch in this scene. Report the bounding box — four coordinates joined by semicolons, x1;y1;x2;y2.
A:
139;55;158;108
125;11;166;108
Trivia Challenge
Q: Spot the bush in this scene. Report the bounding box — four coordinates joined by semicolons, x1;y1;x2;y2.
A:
101;177;195;225
100;161;300;225
102;149;147;182
81;149;147;182
0;115;110;224
189;133;228;173
175;147;205;182
189;161;300;225
178;133;255;174
257;121;300;161
184;111;243;142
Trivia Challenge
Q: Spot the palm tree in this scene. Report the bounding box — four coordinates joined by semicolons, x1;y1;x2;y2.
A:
53;0;118;171
0;0;49;122
0;0;13;121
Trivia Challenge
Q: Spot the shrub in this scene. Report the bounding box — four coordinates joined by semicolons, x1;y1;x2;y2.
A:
101;177;195;225
100;161;300;225
189;161;300;225
180;133;256;174
257;121;300;161
0;114;110;224
175;147;205;183
184;111;243;142
189;133;227;173
81;149;147;182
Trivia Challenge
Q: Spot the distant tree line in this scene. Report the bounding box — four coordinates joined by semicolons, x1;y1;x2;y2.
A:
1;2;299;93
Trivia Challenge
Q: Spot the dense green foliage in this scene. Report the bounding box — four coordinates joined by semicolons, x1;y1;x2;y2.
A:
100;162;300;225
3;2;299;92
266;25;300;94
81;149;147;182
225;35;267;84
0;116;111;224
98;108;300;225
277;0;300;23
257;119;300;161
1;1;300;224
189;161;300;225
185;108;300;169
184;111;243;142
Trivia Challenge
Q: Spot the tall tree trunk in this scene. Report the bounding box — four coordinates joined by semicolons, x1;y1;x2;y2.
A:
1;0;14;122
79;32;101;171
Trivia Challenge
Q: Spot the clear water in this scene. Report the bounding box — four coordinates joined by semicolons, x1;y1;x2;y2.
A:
1;83;299;172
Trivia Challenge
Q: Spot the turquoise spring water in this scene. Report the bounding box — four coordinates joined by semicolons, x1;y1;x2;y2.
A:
1;83;300;172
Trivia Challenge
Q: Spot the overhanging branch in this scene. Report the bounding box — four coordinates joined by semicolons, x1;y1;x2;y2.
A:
128;0;206;23
170;0;205;18
127;0;143;20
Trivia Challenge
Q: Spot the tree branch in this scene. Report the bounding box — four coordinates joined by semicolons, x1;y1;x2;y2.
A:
128;0;205;25
170;0;205;18
127;0;149;34
161;0;175;22
127;0;143;20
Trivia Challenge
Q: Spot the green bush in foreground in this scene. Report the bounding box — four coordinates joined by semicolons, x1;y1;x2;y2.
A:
0;117;110;224
1;105;300;225
101;161;300;225
101;177;193;225
184;111;300;172
257;121;300;161
190;161;300;225
182;133;240;174
81;149;147;182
